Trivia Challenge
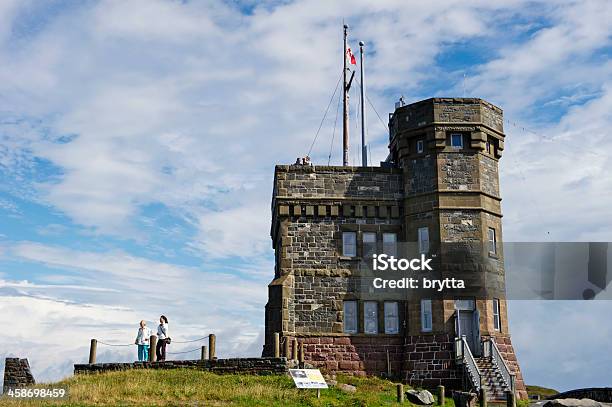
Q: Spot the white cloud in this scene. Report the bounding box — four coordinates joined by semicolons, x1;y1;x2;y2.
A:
509;300;612;390
1;0;549;250
0;241;270;381
5;242;267;310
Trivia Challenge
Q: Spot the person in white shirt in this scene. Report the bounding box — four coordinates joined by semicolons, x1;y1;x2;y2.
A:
134;320;152;361
156;315;169;361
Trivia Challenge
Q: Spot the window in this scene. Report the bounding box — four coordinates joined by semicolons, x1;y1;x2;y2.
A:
364;301;378;334
362;232;377;258
493;298;501;331
421;299;432;332
384;302;399;334
454;299;475;311
486;140;491;154
488;227;497;255
383;233;397;257
418;227;429;254
343;301;358;334
343;232;357;257
416;139;424;153
451;133;463;148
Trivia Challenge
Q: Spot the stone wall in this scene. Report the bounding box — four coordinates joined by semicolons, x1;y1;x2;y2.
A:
438;152;479;192
266;164;404;351
402;334;462;389
298;335;405;378
406;156;437;195
3;358;35;393
274;165;403;200
491;336;528;399
75;357;293;376
479;154;500;197
288;334;463;391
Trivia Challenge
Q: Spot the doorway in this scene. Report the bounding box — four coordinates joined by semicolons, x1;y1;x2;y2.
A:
455;300;480;356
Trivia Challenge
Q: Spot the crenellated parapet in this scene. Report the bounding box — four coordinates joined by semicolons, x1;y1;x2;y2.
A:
389;98;505;160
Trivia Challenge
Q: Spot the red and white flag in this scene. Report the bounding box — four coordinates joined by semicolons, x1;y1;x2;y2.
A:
346;47;356;65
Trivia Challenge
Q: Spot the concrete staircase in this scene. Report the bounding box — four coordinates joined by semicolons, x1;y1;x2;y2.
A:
475;357;510;401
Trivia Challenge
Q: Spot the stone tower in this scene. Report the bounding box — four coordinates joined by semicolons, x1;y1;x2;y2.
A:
264;98;527;399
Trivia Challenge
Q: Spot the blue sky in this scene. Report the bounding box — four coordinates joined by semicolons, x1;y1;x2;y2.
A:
0;0;611;390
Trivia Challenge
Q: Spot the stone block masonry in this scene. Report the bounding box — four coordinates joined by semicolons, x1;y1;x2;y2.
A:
3;358;35;393
265;98;527;398
74;357;294;376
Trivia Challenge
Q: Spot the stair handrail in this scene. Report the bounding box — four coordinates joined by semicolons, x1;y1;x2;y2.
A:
455;335;481;392
483;338;515;393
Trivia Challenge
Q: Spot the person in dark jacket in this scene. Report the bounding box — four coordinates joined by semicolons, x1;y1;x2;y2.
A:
156;315;169;361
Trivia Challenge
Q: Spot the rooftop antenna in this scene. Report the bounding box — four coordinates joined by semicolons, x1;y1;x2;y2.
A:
359;40;367;167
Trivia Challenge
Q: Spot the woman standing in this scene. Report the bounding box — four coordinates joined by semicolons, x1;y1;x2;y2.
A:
156;315;169;361
134;320;152;361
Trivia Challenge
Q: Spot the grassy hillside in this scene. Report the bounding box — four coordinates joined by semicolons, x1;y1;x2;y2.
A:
526;384;559;400
2;369;454;406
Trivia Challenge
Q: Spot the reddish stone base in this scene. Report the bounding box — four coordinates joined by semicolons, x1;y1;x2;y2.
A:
278;335;462;391
491;335;528;400
269;334;527;400
300;336;405;378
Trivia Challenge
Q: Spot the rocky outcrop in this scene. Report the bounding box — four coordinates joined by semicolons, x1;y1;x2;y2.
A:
337;383;357;393
544;399;603;407
406;389;435;405
452;391;478;407
550;389;612;403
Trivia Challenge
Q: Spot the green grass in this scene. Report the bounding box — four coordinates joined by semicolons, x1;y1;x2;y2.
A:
2;369;454;406
526;384;559;400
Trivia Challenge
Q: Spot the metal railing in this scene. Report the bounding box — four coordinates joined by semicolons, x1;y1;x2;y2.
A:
455;335;481;392
482;338;515;393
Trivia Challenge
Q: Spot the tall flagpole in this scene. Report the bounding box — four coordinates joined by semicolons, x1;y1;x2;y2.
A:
342;24;349;166
359;41;367;167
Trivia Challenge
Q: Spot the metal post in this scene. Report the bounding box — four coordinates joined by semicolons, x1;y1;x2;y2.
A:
438;385;445;406
149;335;157;362
386;349;391;377
201;345;208;361
273;333;280;358
283;336;291;359
88;339;97;364
397;383;404;403
480;378;487;407
359;41;367;167
292;338;298;360
209;334;216;360
342;24;349;166
506;390;516;407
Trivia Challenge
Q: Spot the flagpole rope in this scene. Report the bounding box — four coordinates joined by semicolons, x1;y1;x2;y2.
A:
97;341;133;347
307;70;344;157
354;77;389;133
96;335;210;347
328;88;342;165
167;347;201;355
172;335;210;344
